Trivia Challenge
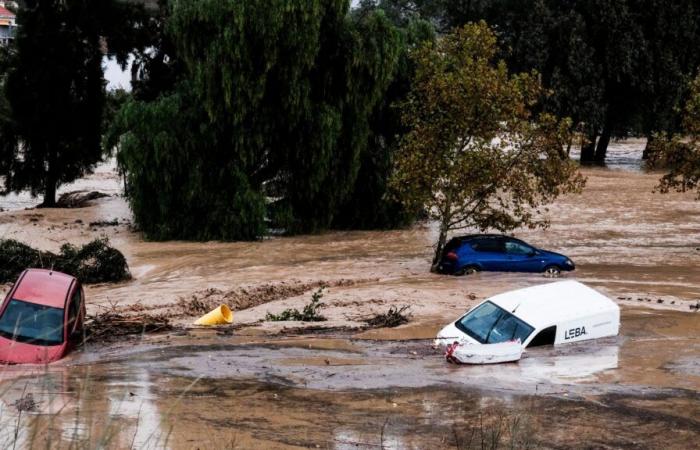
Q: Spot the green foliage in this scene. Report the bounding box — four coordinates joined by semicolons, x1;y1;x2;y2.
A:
0;0;147;206
55;239;131;284
171;0;402;234
266;288;327;322
376;0;700;163
333;10;435;229
0;240;52;283
648;75;700;198
391;23;585;266
111;0;406;239
0;238;131;284
107;84;266;241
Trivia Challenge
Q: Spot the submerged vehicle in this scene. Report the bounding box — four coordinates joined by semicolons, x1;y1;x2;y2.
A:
436;234;575;276
0;269;86;364
436;281;620;364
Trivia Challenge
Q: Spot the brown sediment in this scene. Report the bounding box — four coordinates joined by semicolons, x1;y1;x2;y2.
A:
174;278;373;317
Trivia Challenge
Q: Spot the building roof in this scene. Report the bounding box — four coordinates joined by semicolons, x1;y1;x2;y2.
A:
0;7;14;18
489;280;619;329
12;269;76;308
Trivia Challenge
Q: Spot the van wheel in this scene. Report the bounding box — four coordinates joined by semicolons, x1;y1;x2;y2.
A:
455;265;479;276
543;265;561;278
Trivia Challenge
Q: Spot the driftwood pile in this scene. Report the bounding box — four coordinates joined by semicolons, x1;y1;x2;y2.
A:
365;305;412;328
84;311;172;343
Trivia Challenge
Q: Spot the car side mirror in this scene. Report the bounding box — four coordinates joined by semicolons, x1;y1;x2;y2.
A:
528;250;538;257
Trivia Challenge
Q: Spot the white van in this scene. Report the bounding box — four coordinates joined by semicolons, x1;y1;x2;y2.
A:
436;281;620;353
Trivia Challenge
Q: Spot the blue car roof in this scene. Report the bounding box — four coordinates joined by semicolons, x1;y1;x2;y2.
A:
451;234;512;242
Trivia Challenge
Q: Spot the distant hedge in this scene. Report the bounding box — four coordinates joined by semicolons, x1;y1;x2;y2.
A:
0;238;131;284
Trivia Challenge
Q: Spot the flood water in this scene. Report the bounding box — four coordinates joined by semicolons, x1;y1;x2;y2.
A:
0;142;698;448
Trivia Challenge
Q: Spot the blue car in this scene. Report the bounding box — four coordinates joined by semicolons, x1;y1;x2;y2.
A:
437;234;575;276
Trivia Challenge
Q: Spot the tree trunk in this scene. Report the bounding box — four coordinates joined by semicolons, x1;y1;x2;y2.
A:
41;149;57;207
642;134;654;160
431;222;449;272
594;121;612;164
580;131;597;163
42;178;57;207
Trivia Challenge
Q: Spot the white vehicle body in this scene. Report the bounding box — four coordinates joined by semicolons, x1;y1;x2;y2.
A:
436;281;620;349
446;340;523;364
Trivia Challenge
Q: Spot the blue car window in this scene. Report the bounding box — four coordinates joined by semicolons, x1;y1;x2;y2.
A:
455;301;534;344
471;239;503;253
505;241;532;255
0;299;64;346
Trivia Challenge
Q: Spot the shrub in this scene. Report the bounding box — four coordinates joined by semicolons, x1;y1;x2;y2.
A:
0;238;131;284
266;288;327;322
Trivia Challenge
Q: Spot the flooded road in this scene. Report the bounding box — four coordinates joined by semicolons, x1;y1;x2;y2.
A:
0;306;697;449
0;142;698;448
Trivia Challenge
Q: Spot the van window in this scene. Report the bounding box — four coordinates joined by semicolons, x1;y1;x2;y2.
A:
455;301;534;344
527;326;557;347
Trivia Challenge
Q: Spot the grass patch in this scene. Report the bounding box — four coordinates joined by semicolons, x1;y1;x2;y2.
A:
266;288;327;322
0;238;131;284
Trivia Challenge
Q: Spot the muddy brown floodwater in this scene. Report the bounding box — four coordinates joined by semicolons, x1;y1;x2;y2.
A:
0;143;699;449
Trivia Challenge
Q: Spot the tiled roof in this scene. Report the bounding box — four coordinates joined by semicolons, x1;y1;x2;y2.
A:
0;7;14;18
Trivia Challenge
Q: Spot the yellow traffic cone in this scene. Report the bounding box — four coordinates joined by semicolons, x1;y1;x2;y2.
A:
193;305;233;326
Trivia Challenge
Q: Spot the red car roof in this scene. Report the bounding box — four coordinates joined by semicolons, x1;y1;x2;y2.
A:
11;269;76;308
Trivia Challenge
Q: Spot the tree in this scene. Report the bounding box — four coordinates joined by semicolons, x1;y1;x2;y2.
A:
387;0;700;165
635;0;700;158
390;23;585;268
109;0;403;240
0;0;145;206
107;83;267;240
648;74;700;198
332;5;435;229
172;0;402;234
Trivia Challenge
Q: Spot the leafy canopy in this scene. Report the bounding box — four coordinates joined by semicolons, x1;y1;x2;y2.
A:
648;75;700;199
391;22;585;265
110;0;405;240
0;0;146;206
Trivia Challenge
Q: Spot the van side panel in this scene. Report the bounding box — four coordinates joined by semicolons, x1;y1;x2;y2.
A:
554;310;620;345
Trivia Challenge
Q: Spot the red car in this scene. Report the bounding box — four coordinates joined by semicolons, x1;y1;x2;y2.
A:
0;269;86;364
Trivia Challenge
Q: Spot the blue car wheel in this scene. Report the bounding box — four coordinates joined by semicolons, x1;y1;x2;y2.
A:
543;265;562;277
455;265;480;276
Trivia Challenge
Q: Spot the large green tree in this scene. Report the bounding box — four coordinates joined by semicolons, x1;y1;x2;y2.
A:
375;0;700;164
391;23;585;268
332;5;435;229
0;0;145;206
109;0;403;240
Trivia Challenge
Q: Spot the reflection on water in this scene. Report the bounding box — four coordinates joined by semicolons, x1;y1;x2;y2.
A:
0;365;164;449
